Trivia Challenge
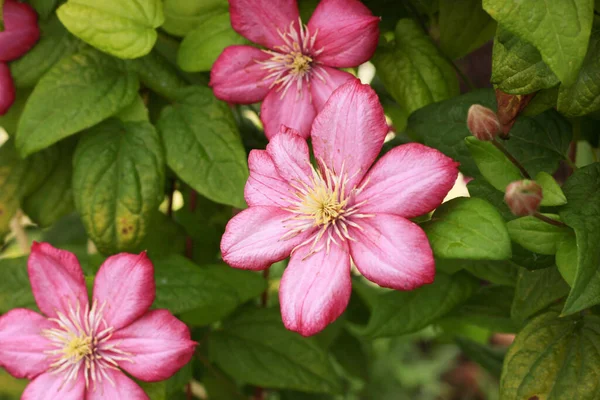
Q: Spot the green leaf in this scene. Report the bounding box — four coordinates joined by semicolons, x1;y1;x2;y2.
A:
456;338;506;378
467;178;515;220
557;26;600;116
465;136;523;191
178;12;247;72
491;26;559;94
57;0;164;59
536;171;567;206
152;255;266;321
72;119;165;254
511;267;570;322
373;19;459;115
115;95;149;123
162;0;227;37
128;50;188;100
501;309;600;399
511;242;556;271
461;260;519;286
438;0;496;59
522;86;559;116
556;235;577;286
330;330;368;381
209;308;342;394
422;197;512;260
559;162;600;314
0;257;36;313
483;0;594;85
16;49;139;156
359;272;479;338
22;140;76;228
134;212;186;259
10;15;80;88
0;88;31;136
157;86;248;208
506;214;573;255
29;0;61;19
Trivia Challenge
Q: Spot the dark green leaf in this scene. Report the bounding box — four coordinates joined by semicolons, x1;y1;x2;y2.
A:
511;267;570;322
128;51;188;100
467;178;515;220
462;260;519;286
16;49;139;156
134;212;186;259
72;119;165;254
115;95;149;123
29;0;60;19
209;308;342;394
465;136;523;191
0;257;36;313
456;337;506;378
330;330;368;381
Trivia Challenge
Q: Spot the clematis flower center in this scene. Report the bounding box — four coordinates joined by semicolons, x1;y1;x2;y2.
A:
281;161;373;256
42;300;133;390
258;19;326;99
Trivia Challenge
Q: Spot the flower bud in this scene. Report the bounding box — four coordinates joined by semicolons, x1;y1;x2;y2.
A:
467;104;501;141
504;180;543;216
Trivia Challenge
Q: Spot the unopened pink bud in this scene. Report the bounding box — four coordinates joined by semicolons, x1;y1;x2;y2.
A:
504;180;543;216
467;104;501;141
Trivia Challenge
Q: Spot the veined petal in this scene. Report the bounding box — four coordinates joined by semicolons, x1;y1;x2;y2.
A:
0;62;15;115
261;84;317;139
229;0;299;50
109;310;196;382
245;149;295;207
0;0;40;62
280;239;351;336
308;0;379;68
0;309;54;379
22;370;85;400
93;252;155;331
85;369;149;400
266;127;312;185
221;206;313;270
28;242;88;319
356;143;459;217
210;45;274;104
310;66;354;111
311;80;388;193
349;214;434;290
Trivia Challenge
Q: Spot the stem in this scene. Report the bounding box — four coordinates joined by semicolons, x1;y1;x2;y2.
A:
533;212;568;228
492;139;531;179
186;383;193;400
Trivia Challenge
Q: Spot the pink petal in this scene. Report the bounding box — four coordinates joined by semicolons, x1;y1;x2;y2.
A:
266;127;312;185
22;370;85;400
0;309;54;379
28;242;88;319
0;62;15;115
221;206;313;270
93;252;155;331
349;214;435;290
280;240;351;336
229;0;299;49
108;310;196;382
210;45;274;104
356;143;459;218
261;84;317;139
0;0;40;62
307;0;379;68
85;369;149;400
245;149;295;207
311;79;388;193
310;66;355;111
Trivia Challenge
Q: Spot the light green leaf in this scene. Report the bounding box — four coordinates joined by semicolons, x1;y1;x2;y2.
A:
511;267;570;322
72;119;165;254
556;235;577;286
506;214;573;255
557;26;600;116
157;86;248;208
559;163;600;314
491;26;559;94
465;136;523;191
57;0;164;59
373;19;459;115
501;309;600;399
0;257;37;313
483;0;594;85
162;0;227;37
209;308;342;394
152;255;265;320
536;171;567;206
16;49;139;156
359;272;479;338
423;197;512;260
438;0;496;59
178;12;247;72
10;15;80;88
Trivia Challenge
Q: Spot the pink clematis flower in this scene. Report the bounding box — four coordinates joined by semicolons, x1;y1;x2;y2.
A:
210;0;380;139
0;243;196;400
221;80;460;336
0;63;15;115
